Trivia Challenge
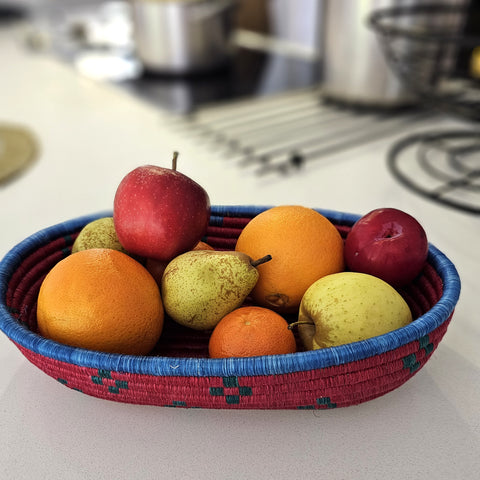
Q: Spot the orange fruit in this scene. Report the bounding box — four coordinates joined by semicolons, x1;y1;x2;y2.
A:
37;248;164;355
235;205;344;313
208;306;296;358
193;241;215;251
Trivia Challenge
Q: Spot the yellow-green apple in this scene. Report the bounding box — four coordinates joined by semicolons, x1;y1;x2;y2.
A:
344;208;428;287
113;154;210;262
295;272;412;350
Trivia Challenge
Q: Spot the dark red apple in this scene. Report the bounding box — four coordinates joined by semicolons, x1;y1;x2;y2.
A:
145;257;169;287
344;208;428;287
113;153;210;262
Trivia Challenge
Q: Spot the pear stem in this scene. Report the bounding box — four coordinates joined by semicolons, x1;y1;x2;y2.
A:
288;320;314;330
250;254;272;268
172;151;179;171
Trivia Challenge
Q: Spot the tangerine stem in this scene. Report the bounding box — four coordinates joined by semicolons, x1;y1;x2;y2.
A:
288;320;314;330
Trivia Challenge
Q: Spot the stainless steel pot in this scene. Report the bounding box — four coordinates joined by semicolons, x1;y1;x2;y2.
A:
131;0;237;75
320;0;468;108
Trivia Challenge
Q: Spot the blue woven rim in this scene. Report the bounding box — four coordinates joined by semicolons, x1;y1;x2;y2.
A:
0;206;461;378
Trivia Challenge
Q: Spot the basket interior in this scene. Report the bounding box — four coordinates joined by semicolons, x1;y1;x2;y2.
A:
3;208;446;360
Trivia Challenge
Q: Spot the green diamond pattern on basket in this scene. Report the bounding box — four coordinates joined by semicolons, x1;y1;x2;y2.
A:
56;378;82;392
317;397;337;408
209;376;253;404
297;397;337;409
403;353;420;373
165;400;188;408
402;334;435;373
419;334;435;355
90;369;129;394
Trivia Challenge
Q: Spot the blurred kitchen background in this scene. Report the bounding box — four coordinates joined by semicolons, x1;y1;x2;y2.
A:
2;0;478;113
1;0;326;112
2;0;480;212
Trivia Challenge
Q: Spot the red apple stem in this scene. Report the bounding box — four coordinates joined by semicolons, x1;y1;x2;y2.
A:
172;151;179;171
250;255;272;268
288;320;314;330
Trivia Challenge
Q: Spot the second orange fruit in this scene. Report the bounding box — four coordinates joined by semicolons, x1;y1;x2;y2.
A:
37;248;164;355
235;205;344;313
208;306;296;358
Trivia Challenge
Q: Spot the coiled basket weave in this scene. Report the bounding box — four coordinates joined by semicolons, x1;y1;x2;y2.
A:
0;206;460;409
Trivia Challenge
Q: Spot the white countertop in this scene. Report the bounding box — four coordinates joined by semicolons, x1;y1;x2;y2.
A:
1;22;480;480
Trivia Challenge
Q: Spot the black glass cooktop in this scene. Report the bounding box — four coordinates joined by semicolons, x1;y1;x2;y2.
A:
120;47;321;114
14;0;320;114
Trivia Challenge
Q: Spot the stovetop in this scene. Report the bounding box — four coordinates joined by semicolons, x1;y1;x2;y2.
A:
169;88;480;215
388;129;480;214
120;44;321;114
171;90;431;176
19;0;480;215
25;0;321;114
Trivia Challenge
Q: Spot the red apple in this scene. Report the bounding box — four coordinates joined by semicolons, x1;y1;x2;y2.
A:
113;153;210;262
344;208;428;287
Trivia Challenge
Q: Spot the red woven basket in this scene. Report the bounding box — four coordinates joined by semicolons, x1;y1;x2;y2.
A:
0;206;461;409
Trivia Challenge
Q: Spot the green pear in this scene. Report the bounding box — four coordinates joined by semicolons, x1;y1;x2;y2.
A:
72;217;128;254
294;272;412;350
161;250;271;330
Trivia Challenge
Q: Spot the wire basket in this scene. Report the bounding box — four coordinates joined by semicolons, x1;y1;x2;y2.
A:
369;3;480;121
0;206;461;409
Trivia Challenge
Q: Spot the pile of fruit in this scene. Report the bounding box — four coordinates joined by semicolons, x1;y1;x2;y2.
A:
36;155;429;358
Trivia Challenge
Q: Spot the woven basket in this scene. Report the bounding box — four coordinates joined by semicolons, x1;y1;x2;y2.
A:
0;206;460;409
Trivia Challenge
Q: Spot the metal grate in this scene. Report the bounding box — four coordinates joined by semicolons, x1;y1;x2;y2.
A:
171;88;433;177
388;129;480;214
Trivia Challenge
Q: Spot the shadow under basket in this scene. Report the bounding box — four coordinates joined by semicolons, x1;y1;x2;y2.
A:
0;206;461;409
